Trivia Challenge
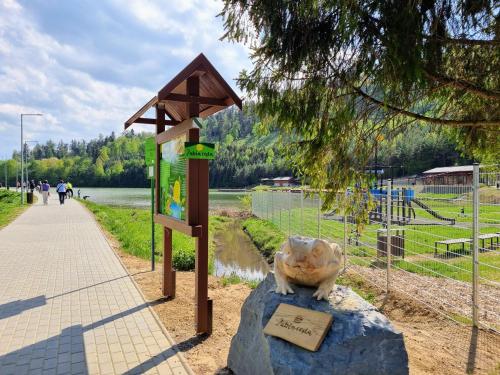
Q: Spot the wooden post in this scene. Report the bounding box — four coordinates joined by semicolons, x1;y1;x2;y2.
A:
186;75;212;334
156;106;176;298
196;158;211;334
155;106;165;214
163;227;175;298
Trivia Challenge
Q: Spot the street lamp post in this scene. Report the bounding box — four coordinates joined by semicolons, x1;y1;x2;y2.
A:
24;140;38;192
20;113;42;204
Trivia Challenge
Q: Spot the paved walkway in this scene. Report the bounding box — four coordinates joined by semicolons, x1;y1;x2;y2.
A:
0;194;191;375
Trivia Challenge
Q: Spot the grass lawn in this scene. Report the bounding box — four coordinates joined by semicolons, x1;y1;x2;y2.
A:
80;199;229;272
0;190;30;229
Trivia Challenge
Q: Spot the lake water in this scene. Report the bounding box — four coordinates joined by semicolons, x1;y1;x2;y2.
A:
213;219;270;281
77;187;249;210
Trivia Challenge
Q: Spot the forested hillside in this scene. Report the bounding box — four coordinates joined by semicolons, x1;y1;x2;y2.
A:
1;105;290;188
0;105;475;188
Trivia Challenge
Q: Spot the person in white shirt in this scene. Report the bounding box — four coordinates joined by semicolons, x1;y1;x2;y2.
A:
56;179;66;205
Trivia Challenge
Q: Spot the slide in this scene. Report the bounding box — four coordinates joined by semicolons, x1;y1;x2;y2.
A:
411;198;456;225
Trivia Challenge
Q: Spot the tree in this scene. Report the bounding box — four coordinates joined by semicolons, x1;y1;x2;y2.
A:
56;140;68;159
221;0;500;208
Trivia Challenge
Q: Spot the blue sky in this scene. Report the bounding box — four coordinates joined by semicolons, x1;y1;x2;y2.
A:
0;0;252;158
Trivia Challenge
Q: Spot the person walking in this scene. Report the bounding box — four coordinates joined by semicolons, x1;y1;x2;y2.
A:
66;181;73;199
41;180;50;205
56;179;66;205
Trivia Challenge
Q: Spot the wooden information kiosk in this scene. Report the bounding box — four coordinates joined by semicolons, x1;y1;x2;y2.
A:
124;53;242;334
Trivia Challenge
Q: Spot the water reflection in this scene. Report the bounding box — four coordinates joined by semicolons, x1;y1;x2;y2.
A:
78;187;248;210
214;220;270;281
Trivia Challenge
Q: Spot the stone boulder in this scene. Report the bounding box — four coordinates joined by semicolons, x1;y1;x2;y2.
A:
227;273;408;375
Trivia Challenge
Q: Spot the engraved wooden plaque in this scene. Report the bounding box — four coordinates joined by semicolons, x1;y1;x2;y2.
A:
263;303;333;351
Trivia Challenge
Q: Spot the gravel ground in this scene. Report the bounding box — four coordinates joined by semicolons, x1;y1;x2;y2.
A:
349;264;500;329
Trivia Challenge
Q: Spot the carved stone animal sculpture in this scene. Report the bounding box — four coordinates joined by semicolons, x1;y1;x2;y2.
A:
274;236;343;300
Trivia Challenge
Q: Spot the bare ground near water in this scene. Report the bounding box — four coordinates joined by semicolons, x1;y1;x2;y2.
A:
103;230;500;375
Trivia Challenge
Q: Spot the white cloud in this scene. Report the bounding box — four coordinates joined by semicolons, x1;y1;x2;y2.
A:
0;0;252;158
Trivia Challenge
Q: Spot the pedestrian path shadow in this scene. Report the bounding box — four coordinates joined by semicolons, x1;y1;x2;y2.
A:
123;335;208;375
0;272;149;321
0;292;190;373
0;295;46;320
0;325;87;374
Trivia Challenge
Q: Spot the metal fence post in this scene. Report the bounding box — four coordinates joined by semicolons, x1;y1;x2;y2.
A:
288;189;291;237
472;163;479;327
343;207;348;271
266;191;269;219
278;191;283;231
317;193;321;238
271;190;274;224
300;188;304;236
386;179;392;293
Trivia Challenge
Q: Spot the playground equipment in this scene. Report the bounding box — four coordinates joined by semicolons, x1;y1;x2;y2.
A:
368;187;455;225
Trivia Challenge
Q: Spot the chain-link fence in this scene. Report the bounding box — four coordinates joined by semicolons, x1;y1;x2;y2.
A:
252;163;500;373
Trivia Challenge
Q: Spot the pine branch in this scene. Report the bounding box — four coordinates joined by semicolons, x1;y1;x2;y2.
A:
353;88;500;127
424;35;500;46
424;70;500;100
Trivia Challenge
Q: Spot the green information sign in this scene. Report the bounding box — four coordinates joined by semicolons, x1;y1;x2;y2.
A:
159;136;187;220
184;142;215;160
145;137;156;167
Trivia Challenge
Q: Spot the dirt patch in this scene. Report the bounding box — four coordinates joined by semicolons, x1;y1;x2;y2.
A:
113;248;249;375
102;226;499;375
350;264;500;329
344;270;500;375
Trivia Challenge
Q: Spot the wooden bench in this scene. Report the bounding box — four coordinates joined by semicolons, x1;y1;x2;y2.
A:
478;233;500;251
434;234;500;257
434;238;471;257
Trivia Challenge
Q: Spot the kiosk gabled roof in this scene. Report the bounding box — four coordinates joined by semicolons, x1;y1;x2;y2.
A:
124;53;242;129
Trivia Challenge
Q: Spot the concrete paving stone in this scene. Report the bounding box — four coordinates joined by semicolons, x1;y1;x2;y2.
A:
29;358;44;369
56;361;71;374
96;343;109;354
87;361;100;375
42;358;57;370
113;361;128;373
109;342;122;353
98;362;114;374
111;351;126;364
97;352;112;364
70;361;87;373
1;363;17;374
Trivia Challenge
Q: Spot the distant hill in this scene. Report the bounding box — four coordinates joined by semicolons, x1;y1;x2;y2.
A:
1;104;474;188
2;104;290;188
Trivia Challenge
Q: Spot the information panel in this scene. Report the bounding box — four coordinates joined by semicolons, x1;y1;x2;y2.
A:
159;134;187;220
